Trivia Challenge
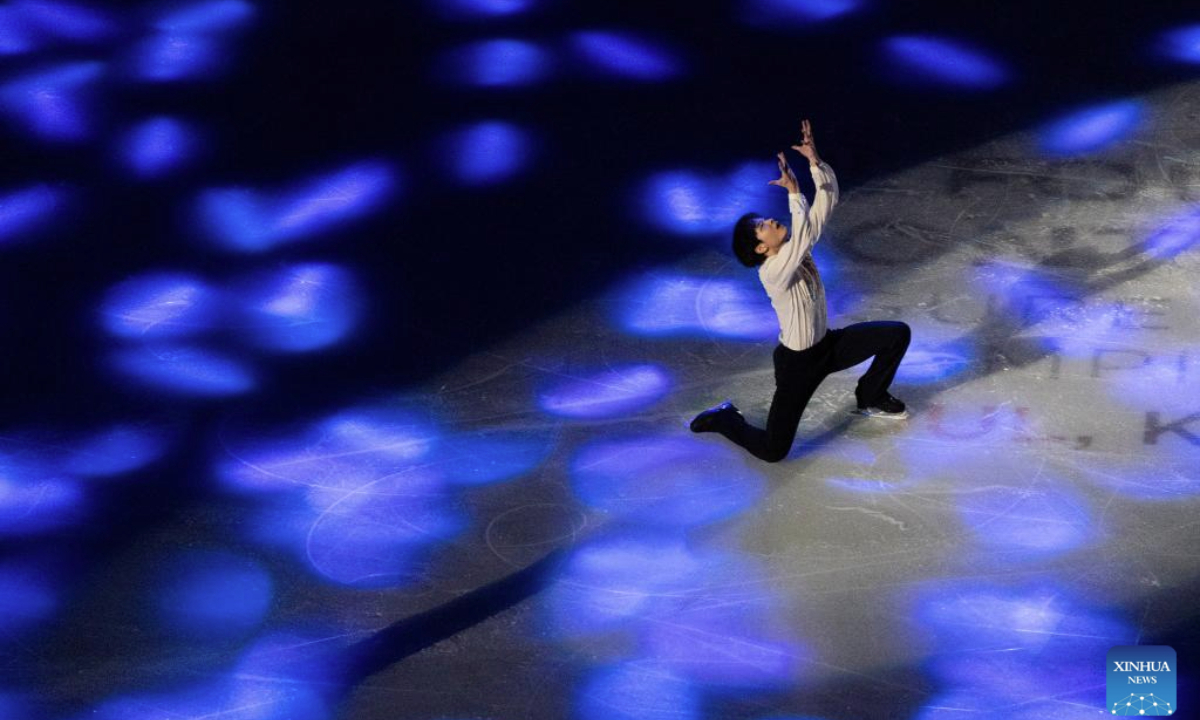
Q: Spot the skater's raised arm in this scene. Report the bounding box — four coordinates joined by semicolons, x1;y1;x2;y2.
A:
792;118;838;242
759;155;818;289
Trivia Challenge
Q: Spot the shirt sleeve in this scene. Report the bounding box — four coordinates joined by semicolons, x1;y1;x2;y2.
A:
758;162;839;290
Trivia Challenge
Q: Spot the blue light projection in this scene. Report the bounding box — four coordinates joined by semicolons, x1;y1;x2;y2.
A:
300;465;464;587
218;407;436;493
0;184;67;245
131;33;226;82
0;453;86;536
81;669;330;720
1036;301;1163;361
110;344;256;396
973;259;1083;326
0;8;38;55
894;323;975;384
578;663;699;720
538;364;671;419
1106;340;1200;419
229;263;362;352
152;0;256;34
639;590;802;688
0;61;104;141
0;692;30;720
908;582;1130;719
437;429;554;486
63;424;170;478
740;0;863;26
570;436;766;527
118;117;202;178
881;36;1010;90
442;121;535;186
1143;204;1200;259
153;550;272;638
197;160;397;252
547;535;706;636
224;633;334;720
130;0;256;82
900;403;1043;478
217;407;467;587
569;31;682;82
1159;24;1200;64
955;482;1093;558
432;0;536;20
437;39;552;88
101;272;220;339
612;271;778;341
0;561;58;636
638;160;776;237
550;535;802;702
1039;100;1143;156
12;0;117;42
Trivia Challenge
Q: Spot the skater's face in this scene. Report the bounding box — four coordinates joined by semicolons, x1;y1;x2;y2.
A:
753;216;788;257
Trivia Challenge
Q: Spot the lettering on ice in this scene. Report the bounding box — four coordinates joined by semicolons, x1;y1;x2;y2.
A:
1113;660;1171;684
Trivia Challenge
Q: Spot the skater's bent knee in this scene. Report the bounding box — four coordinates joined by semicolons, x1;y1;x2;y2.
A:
762;449;789;463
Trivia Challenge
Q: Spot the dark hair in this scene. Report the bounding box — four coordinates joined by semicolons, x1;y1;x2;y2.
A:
732;212;764;267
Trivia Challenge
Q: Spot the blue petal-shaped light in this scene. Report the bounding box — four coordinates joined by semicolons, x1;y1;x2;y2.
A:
0;692;31;720
152;0;256;33
613;272;777;340
638;160;777;236
570;30;682;81
740;0;862;25
197;160;397;251
154;550;273;637
432;0;535;19
0;61;103;141
64;425;170;478
956;483;1092;557
0;562;58;636
214;407;459;588
14;0;117;42
570;436;765;527
443;121;535;186
226;633;334;720
101;272;220;339
438;430;553;486
119;117;202;178
301;467;464;587
217;407;437;494
577;664;699;720
1039;100;1143;156
131;33;225;82
438;39;551;88
230;263;362;352
883;35;1009;89
1143;205;1200;259
0;459;86;536
547;535;703;633
110;344;256;396
539;364;671;418
0;8;39;55
0;185;66;245
82;676;329;720
896;337;975;384
1159;24;1200;64
973;260;1082;326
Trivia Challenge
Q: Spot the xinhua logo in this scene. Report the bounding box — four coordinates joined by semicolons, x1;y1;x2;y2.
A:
1107;646;1176;716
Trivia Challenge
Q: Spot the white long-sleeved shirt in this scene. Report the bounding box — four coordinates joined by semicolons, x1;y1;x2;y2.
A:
757;161;839;351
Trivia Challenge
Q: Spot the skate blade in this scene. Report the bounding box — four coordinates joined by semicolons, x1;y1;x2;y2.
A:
851;408;909;420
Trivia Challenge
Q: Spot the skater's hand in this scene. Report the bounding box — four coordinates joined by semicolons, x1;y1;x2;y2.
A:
791;119;821;166
768;152;799;193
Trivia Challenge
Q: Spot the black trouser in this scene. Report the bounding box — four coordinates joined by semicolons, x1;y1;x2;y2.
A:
721;321;911;463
